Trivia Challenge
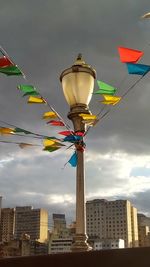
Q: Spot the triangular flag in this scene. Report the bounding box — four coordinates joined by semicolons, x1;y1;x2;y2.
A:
126;63;150;75
19;143;35;149
79;114;97;120
68;151;77;167
118;47;144;63
58;131;74;136
43;111;57;119
17;85;39;97
0;65;22;76
43;146;60;152
43;139;56;147
94;81;117;95
0;127;14;135
0;56;13;68
101;95;121;105
75;131;85;136
27;96;46;104
63;135;82;143
14;128;32;134
82;119;99;126
47;120;65;126
43;139;64;148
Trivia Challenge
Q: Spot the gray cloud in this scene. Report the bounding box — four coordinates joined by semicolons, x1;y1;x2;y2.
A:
0;0;150;221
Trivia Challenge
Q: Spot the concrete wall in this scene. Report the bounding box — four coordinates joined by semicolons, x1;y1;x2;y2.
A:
0;247;150;267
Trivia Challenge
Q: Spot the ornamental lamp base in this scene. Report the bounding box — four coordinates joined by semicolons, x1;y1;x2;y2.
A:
71;234;92;252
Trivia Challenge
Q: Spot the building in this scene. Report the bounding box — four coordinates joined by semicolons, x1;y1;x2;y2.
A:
138;214;150;227
14;206;48;243
86;199;138;248
0;208;15;242
138;214;150;247
49;238;72;254
94;239;125;250
48;214;73;254
0;196;2;221
53;214;67;235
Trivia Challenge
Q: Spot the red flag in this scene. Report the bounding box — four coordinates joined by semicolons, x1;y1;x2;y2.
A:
58;131;74;136
75;131;85;136
0;57;13;67
118;47;144;63
47;120;65;126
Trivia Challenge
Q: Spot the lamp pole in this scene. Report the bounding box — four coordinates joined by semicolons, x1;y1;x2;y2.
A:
60;55;96;252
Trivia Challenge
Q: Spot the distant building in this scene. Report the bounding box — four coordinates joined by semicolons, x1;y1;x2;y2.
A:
14;206;48;243
53;214;67;236
138;214;150;227
86;199;139;248
48;214;73;254
138;214;150;247
0;208;15;242
0;237;48;258
0;196;2;221
49;238;72;254
94;238;125;250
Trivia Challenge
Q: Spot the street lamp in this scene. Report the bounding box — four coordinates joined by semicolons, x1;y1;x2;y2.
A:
60;54;96;252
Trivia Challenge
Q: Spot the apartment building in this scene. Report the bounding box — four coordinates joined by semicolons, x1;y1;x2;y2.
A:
138;213;150;247
0;208;15;242
14;206;48;243
86;199;138;248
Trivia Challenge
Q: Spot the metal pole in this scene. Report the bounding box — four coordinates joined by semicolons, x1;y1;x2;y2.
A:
68;104;92;252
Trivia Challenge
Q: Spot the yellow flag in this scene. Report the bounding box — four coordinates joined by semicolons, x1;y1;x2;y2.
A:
28;96;46;104
43;111;57;119
101;95;121;105
79;113;97;120
82;119;99;126
43;139;56;147
43;139;64;148
0;127;14;135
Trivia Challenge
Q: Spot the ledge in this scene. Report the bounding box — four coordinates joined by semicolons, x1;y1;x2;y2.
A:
0;247;150;267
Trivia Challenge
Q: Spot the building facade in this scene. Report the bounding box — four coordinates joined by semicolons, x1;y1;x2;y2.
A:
86;199;139;248
48;214;73;254
94;238;125;250
138;214;150;247
0;208;15;242
14;206;48;242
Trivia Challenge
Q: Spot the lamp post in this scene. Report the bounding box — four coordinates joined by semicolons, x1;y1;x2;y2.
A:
60;54;96;252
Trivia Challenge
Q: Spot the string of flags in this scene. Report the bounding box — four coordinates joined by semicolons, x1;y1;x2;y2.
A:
0;45;150;167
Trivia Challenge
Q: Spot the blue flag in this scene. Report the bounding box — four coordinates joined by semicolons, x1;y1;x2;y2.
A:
63;135;82;143
68;151;77;167
126;63;150;75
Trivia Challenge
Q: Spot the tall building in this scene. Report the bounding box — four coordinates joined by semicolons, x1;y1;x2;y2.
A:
14;206;48;243
86;199;139;248
53;214;66;235
0;208;15;242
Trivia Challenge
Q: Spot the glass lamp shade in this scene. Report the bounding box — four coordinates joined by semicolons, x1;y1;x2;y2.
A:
60;55;96;107
61;71;95;106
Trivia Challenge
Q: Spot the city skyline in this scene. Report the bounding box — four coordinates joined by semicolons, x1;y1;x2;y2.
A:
0;1;150;222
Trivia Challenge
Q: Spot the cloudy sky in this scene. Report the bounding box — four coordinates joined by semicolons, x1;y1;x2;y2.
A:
0;0;150;225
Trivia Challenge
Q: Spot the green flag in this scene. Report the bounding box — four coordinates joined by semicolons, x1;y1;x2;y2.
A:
14;128;32;134
43;146;60;152
0;65;22;76
17;85;39;96
94;80;117;95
